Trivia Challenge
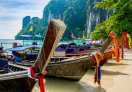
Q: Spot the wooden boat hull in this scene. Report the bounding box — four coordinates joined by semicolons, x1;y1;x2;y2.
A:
0;78;35;92
8;55;93;81
46;56;93;80
0;56;93;92
0;19;66;92
0;48;111;82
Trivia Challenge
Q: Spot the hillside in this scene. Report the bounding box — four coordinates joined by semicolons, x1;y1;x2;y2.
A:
16;0;109;40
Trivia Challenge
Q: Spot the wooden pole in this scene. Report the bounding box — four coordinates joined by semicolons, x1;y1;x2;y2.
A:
100;37;112;53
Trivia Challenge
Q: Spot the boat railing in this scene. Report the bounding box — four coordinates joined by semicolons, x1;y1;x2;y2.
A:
0;70;28;81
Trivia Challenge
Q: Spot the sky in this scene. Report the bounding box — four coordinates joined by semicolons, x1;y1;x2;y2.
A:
0;0;50;39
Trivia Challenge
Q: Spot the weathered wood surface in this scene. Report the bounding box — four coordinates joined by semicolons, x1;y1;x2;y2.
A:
33;19;66;73
0;19;66;92
100;37;112;53
90;36;113;66
46;55;93;80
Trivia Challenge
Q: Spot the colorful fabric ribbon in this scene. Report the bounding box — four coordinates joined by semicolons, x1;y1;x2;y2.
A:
98;65;101;81
29;67;46;92
109;32;120;62
94;52;103;84
120;32;129;49
120;32;129;59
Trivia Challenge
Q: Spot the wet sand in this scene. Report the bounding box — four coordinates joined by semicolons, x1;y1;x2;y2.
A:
33;49;132;92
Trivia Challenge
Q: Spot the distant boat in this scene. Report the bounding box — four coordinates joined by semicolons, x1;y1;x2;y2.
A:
7;38;93;63
0;20;115;92
15;55;93;80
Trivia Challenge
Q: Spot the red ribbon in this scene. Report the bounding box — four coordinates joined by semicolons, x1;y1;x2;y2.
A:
126;34;129;49
39;75;45;92
30;67;35;79
109;32;120;62
120;32;129;49
120;32;129;59
29;67;46;92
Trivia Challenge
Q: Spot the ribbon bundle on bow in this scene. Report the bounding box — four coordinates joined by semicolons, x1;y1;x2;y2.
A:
109;32;120;62
120;32;129;49
29;67;46;92
94;51;104;86
94;32;120;86
120;32;129;59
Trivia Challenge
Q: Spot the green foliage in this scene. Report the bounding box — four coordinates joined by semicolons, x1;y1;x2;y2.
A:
96;0;119;10
92;22;108;40
93;0;132;40
16;0;112;41
16;0;88;40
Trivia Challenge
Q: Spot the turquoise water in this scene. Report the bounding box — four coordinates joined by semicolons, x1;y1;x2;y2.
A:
0;39;43;49
0;39;22;49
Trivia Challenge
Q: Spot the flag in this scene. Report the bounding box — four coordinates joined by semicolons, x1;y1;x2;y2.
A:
29;25;33;32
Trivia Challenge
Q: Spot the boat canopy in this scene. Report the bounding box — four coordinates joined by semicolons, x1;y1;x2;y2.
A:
72;39;85;45
8;45;41;51
20;34;43;38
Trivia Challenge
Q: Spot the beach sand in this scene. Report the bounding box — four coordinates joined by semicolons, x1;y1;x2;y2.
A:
81;49;132;92
32;49;132;92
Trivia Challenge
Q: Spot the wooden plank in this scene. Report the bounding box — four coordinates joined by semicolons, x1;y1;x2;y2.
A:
0;71;28;80
9;63;28;70
100;36;112;53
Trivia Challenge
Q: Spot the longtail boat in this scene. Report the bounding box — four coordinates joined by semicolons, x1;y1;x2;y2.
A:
6;36;114;81
0;32;116;82
0;19;66;92
7;45;96;80
45;32;117;81
12;55;93;80
0;19;119;91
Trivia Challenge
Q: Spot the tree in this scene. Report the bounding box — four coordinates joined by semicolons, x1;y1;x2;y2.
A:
92;0;132;40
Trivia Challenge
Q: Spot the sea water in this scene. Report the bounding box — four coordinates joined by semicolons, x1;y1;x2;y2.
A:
0;39;43;49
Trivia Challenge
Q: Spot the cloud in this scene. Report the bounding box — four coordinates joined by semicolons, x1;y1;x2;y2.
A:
0;0;50;39
0;0;31;9
0;0;49;10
